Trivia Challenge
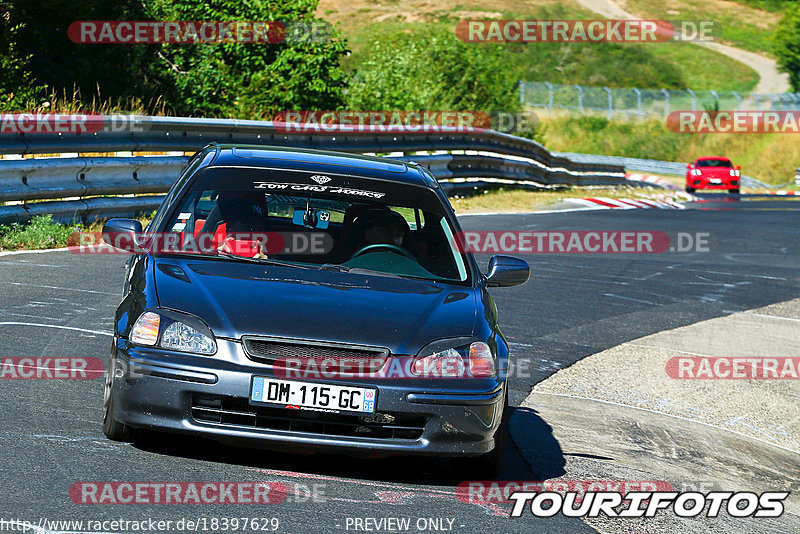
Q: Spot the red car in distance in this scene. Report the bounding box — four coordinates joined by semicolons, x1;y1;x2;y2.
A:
686;156;741;194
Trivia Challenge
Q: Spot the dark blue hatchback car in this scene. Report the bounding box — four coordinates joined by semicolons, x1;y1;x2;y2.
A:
102;145;528;476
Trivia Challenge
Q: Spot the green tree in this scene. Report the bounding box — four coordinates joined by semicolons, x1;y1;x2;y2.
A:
143;0;350;116
8;0;151;105
0;1;46;108
775;3;800;91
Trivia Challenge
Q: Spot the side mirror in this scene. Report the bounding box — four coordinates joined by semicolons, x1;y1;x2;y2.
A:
103;218;143;253
736;165;741;170
686;164;692;169
485;255;529;287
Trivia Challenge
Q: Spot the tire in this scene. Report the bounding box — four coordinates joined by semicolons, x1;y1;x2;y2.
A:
102;354;136;442
729;188;740;194
469;393;510;480
686;187;696;193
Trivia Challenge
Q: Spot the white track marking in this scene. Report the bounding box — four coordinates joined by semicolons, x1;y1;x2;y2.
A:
0;281;118;295
0;322;112;336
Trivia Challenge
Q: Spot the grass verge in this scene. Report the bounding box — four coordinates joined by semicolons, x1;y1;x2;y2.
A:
0;214;149;252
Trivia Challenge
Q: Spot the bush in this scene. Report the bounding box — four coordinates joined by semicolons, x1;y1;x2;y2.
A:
0;215;76;250
346;28;520;112
143;0;350;116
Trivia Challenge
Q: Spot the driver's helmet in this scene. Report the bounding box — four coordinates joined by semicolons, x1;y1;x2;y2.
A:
216;190;267;233
359;208;409;247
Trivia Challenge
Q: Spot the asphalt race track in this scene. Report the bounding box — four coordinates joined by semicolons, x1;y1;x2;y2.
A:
1;193;798;533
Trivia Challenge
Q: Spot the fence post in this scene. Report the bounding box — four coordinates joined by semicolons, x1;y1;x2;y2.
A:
754;93;760;111
633;88;642;117
710;90;719;110
732;91;741;111
519;81;525;105
545;82;553;111
687;89;696;111
575;84;584;113
603;86;612;118
661;89;669;117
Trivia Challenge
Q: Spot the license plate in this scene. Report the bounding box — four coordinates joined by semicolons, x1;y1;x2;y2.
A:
710;179;722;184
250;377;376;413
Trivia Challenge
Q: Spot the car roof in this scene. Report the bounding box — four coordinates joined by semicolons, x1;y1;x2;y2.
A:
696;156;731;161
203;144;436;188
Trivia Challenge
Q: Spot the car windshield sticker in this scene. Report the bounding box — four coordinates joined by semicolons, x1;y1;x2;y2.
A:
254;182;385;199
178;212;192;220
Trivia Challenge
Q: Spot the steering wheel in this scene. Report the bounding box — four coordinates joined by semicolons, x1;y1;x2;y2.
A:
350;243;415;261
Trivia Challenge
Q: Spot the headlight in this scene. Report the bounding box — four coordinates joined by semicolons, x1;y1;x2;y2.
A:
411;341;495;378
129;310;216;355
161;321;216;354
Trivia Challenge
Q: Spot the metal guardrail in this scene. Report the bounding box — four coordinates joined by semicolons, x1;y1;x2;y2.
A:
521;81;800;119
0;116;627;224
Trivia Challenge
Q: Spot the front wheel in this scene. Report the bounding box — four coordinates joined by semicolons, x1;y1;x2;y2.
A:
686;187;696;193
729;188;740;194
102;355;136;442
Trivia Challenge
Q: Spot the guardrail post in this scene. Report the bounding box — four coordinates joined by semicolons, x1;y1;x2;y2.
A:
603;86;613;118
519;81;525;105
661;89;670;117
544;82;553;111
575;84;584;113
754;93;760;111
632;88;642;118
687;89;696;111
710;90;719;110
732;91;741;111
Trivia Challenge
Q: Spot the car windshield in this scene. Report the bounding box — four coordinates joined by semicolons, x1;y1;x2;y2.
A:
696;159;732;168
159;166;469;283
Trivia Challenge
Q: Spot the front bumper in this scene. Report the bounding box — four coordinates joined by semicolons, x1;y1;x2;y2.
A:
110;338;506;457
686;176;738;190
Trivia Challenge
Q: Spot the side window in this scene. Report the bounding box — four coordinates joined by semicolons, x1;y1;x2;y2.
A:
148;152;207;234
392;207;422;230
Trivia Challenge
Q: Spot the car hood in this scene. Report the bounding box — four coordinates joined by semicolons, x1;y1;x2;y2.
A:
153;257;478;355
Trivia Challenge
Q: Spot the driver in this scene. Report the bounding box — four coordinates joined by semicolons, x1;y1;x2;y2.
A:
360;209;409;248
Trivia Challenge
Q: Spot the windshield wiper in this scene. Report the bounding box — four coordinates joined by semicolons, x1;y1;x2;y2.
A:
216;251;311;269
319;264;416;280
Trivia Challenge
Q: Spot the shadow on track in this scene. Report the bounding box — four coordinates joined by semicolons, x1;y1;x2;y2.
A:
128;406;566;486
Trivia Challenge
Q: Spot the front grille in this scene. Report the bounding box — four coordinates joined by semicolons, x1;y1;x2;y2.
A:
191;395;425;440
242;337;389;371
